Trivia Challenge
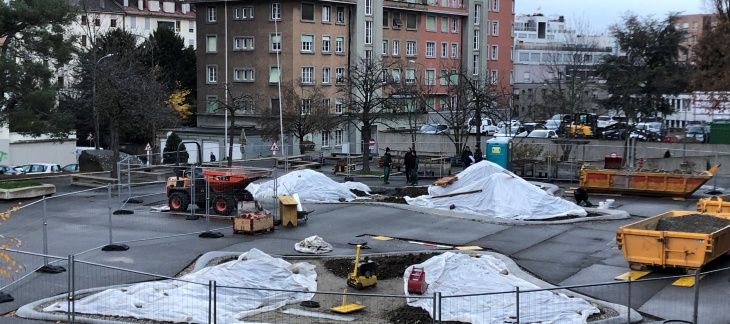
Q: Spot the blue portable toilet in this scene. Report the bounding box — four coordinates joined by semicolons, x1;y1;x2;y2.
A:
486;137;512;169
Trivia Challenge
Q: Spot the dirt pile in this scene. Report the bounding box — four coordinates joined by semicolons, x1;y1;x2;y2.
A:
655;214;730;233
323;252;440;280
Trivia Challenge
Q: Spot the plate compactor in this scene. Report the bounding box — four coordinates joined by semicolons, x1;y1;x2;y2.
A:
347;243;377;290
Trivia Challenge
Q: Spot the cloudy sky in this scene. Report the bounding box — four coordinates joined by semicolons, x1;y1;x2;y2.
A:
514;0;711;33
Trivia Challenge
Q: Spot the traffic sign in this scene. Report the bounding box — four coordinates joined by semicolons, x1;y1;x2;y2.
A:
145;143;152;151
369;138;375;147
269;141;280;151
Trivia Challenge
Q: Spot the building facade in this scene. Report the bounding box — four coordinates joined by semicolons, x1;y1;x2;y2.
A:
675;14;715;62
191;0;513;155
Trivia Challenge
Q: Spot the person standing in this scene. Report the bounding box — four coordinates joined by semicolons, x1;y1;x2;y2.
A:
382;147;393;184
210;152;216;162
410;150;419;185
461;146;473;169
404;147;414;183
474;145;483;163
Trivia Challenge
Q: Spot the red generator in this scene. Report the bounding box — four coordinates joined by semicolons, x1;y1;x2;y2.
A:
407;267;428;294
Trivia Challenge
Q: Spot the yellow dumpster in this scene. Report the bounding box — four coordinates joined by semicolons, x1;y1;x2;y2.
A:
580;165;719;198
697;195;730;213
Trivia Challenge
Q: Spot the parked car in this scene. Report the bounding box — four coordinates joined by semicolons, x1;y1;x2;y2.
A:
545;114;572;131
684;125;710;143
600;123;629;140
0;165;24;175
21;163;62;174
62;163;80;172
514;129;559;138
494;125;520;137
684;120;706;131
466;117;499;135
418;124;450;134
516;123;547;135
630;122;667;141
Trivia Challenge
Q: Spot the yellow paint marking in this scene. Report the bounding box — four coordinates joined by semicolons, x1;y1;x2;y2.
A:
370;236;393;241
615;270;652;281
672;275;705;287
455;246;483;251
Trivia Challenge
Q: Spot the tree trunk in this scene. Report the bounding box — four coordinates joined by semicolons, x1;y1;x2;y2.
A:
361;123;371;173
298;135;306;155
227;110;235;167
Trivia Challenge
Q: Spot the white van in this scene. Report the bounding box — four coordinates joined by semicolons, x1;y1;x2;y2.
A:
466;117;499;135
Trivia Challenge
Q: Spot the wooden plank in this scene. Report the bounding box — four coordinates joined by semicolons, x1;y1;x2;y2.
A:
432;189;483;199
672;275;705;287
614;270;652;281
433;176;458;186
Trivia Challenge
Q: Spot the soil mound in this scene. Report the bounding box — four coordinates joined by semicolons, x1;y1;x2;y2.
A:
655;214;730;233
323;252;441;280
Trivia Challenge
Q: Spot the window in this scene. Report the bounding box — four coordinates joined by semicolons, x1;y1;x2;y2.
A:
392;39;400;56
130;17;136;28
322;67;331;84
206;35;217;52
441;42;448;58
207;6;216;22
235;7;254;19
441;17;448;32
269;66;280;83
336;6;345;23
233;37;254;50
406;41;417;56
510;70;514;85
392;68;401;83
322;36;331;53
425;69;436;85
426;16;436;31
365;50;373;64
271;3;281;20
382;40;389;55
440;69;448;85
81;15;88;25
335;37;345;54
233;68;254;82
271;98;280;114
301;67;314;84
365;21;373;44
383;11;389;27
405;69;415;84
492;0;498;11
335;67;345;83
381;69;388;83
81;35;87;47
301;99;311;115
693;21;699;30
473;30;479;50
301;35;314;52
425;41;436;58
474;4;481;25
235;97;254;113
451;43;458;58
492;21;499;36
365;0;372;15
450;69;458;84
322;5;331;22
206;96;218;113
491;45;498;60
406;14;417;29
451;18;458;32
335;98;344;114
145;17;150;30
110;19;117;27
206;65;218;83
523;72;530;82
490;70;498;84
392;12;402;29
322;131;331;147
270;33;281;52
472;55;479;75
94;18;100;26
301;3;314;20
335;130;343;145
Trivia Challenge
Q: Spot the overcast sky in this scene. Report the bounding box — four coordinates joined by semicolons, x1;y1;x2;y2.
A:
514;0;711;34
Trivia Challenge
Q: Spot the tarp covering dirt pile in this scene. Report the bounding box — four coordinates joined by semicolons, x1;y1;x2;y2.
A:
404;252;599;323
39;249;317;324
404;161;586;220
248;169;370;203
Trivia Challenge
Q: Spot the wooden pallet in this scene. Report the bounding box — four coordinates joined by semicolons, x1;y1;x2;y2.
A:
433;176;458;186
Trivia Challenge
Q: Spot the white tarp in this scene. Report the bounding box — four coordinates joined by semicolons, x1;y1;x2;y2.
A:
405;161;586;220
295;235;333;254
404;252;599;323
42;249;317;324
248;170;369;203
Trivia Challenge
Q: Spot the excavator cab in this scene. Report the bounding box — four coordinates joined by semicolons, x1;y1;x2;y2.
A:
566;113;598;138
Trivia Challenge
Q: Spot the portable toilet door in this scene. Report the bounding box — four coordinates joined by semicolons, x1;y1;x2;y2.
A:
486;137;512;170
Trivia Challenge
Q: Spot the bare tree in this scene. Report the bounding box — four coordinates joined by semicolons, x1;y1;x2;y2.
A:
212;83;257;166
338;57;399;172
384;60;435;150
257;82;341;154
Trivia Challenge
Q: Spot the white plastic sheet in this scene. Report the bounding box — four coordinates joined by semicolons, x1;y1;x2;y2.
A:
248;170;369;203
405;161;586;220
403;252;599;323
42;249;317;324
295;235;333;254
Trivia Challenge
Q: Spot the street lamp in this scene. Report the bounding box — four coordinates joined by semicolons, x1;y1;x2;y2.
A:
93;53;114;149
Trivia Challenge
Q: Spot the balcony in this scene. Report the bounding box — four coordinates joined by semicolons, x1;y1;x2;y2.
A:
384;0;467;15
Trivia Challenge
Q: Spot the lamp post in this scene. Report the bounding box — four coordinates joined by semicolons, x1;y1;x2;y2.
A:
93;53;115;150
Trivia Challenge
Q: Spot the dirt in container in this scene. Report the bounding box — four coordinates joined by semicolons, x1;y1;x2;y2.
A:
323;252;441;280
655;214;730;234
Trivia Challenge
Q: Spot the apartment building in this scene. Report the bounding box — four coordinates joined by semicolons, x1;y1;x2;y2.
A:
191;0;512;154
675;14;716;62
484;0;514;92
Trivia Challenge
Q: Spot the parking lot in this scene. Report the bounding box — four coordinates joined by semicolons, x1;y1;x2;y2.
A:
0;164;728;323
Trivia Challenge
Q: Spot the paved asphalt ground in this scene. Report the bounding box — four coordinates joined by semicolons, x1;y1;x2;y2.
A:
0;160;728;323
